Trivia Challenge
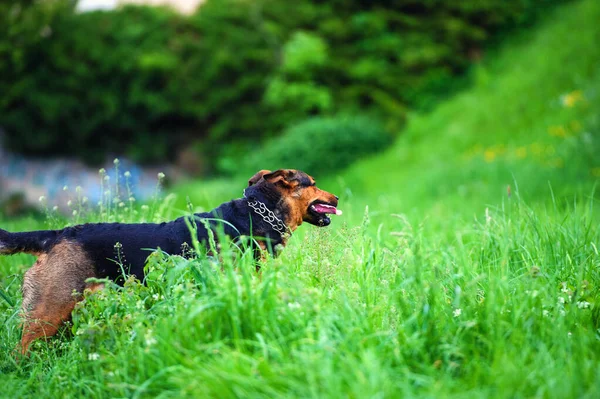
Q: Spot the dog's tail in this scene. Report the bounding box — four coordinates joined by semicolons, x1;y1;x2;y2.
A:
0;228;59;255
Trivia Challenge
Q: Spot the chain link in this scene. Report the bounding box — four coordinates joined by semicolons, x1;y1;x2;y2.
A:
247;199;290;236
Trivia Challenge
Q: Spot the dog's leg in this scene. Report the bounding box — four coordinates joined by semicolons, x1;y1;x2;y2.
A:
18;241;96;355
20;296;78;355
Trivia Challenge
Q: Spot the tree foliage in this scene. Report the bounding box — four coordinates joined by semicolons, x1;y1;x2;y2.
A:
0;0;567;168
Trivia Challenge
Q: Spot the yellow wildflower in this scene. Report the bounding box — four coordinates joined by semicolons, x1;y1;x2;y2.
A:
495;144;507;155
549;158;564;168
561;90;584;108
548;126;567;138
530;142;544;155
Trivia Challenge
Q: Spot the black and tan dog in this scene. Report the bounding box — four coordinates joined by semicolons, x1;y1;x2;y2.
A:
0;169;341;354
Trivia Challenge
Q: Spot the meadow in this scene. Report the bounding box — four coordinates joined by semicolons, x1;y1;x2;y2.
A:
1;0;600;397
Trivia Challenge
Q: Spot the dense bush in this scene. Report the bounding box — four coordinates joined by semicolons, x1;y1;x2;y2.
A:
230;115;393;177
0;0;568;168
0;4;194;164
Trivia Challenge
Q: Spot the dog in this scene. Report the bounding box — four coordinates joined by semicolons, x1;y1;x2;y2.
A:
0;169;342;355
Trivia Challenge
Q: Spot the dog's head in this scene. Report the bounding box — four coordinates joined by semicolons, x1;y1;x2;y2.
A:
247;169;341;230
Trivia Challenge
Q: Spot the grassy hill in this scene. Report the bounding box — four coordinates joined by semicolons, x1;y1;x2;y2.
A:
172;0;600;224
1;0;600;397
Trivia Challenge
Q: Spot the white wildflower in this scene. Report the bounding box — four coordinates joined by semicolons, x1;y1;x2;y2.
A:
453;308;462;317
577;301;590;309
88;353;100;361
173;284;184;294
145;330;157;346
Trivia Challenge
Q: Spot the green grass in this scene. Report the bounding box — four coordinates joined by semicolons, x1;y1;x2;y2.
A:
2;0;600;397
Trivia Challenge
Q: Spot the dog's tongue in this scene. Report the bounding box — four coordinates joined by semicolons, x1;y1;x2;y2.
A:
312;203;343;215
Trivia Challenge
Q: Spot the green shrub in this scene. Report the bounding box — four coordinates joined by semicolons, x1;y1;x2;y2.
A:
0;5;193;164
239;115;393;176
264;31;332;115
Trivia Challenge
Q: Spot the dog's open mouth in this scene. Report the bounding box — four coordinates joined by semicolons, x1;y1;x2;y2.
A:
308;201;342;227
310;203;342;216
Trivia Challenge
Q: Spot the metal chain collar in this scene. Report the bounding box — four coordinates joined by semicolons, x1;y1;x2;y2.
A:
245;193;290;237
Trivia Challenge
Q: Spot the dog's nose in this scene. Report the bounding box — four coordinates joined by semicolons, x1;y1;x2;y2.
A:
334;195;339;200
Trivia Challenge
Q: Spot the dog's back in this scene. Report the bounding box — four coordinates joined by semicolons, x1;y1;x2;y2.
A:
1;218;206;278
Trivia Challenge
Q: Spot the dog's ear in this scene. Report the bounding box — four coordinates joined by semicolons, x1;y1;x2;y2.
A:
248;170;272;186
263;169;296;187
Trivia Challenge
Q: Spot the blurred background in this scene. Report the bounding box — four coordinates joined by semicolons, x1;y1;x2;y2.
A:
1;0;598;217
